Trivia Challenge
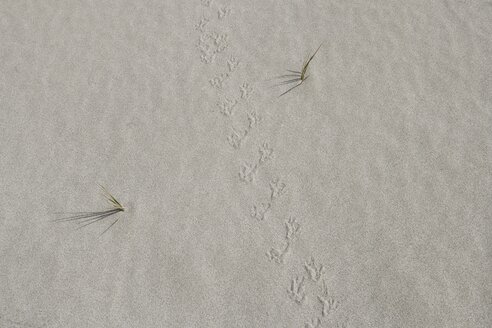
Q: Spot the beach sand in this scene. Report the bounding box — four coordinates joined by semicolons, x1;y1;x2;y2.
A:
0;1;491;327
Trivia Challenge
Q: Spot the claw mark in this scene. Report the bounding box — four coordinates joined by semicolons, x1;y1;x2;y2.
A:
285;217;301;242
259;142;274;163
251;178;286;220
318;296;339;317
200;53;215;64
209;73;229;89
197;41;216;64
216;82;248;117
287;275;306;304
197;31;229;64
239;162;257;183
305;256;325;282
194;17;210;32
269;178;286;200
218;6;232;19
239;143;273;183
227;128;245;149
209;56;240;89
266;243;289;264
214;33;229;52
251;201;271;221
240;83;254;100
318;280;340;317
220;84;260;149
227;110;261;149
217;97;238;116
227;55;240;72
247;109;261;128
267;217;300;264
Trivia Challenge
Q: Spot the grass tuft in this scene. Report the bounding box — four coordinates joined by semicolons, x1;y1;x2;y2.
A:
53;185;125;236
276;44;322;97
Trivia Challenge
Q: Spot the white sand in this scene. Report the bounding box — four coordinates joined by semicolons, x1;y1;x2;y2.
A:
0;1;491;327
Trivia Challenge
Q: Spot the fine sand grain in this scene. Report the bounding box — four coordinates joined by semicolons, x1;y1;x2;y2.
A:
0;1;491;327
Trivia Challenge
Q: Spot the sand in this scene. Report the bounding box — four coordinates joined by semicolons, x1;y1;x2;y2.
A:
0;1;491;327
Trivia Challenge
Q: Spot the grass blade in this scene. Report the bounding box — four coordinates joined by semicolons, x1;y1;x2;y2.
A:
278;81;303;97
100;218;120;236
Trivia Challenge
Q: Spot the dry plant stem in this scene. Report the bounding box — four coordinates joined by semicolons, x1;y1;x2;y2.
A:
53;186;125;235
276;44;322;97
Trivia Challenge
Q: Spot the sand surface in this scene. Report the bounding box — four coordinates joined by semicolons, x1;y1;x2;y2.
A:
0;1;491;327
